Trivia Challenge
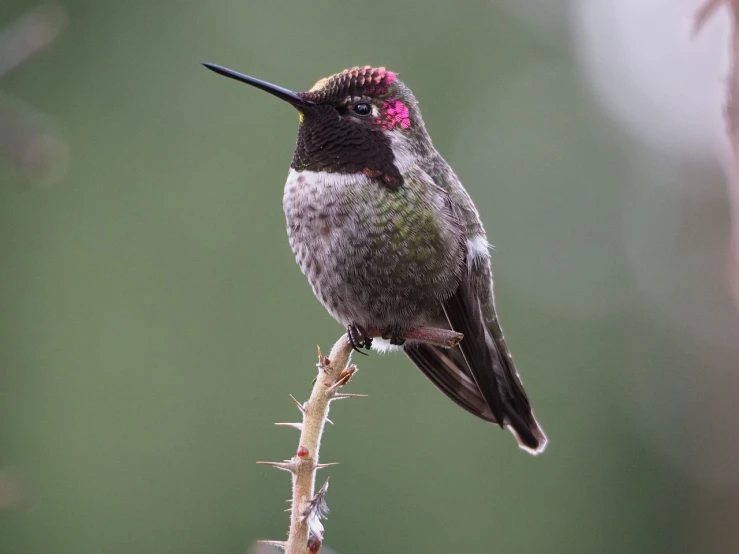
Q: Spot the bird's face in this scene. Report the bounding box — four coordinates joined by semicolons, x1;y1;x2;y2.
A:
203;64;431;189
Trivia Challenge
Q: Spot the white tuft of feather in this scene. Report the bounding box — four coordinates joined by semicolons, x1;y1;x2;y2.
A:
371;337;404;354
467;234;491;262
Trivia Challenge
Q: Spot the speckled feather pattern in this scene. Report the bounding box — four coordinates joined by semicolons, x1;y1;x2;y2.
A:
284;166;463;331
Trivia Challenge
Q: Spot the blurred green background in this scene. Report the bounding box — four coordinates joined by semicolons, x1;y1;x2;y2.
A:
2;1;738;553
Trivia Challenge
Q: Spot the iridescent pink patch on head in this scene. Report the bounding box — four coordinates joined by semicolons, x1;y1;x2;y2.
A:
374;98;411;131
302;66;398;102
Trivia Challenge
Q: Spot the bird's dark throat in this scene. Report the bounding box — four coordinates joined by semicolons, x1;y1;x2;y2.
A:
290;105;403;190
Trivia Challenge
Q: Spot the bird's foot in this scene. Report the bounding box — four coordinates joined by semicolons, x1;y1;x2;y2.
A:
381;326;406;346
347;323;372;355
402;327;463;348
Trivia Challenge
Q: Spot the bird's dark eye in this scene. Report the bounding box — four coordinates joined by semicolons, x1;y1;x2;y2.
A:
352;103;371;116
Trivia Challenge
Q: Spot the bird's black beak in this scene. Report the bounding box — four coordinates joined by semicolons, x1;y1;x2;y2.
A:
202;62;313;108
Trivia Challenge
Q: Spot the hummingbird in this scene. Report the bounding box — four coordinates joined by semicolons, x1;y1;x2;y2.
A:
203;63;547;454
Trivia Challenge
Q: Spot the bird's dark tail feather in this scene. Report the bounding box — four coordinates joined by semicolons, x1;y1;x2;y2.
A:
405;278;547;455
444;278;547;454
405;341;547;455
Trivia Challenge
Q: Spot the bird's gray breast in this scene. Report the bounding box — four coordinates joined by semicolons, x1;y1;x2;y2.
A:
283;168;463;331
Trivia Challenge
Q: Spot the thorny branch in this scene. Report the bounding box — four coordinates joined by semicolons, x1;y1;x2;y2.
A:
257;335;358;554
255;335;362;553
695;0;739;307
258;328;462;554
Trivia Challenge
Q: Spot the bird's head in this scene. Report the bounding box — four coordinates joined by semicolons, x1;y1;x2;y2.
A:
203;64;433;189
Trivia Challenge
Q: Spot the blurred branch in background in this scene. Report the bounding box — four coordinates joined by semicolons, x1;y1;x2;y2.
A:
0;3;67;186
0;468;26;511
691;6;739;554
696;0;739;307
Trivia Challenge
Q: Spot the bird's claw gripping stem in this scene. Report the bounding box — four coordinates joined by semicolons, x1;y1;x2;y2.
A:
347;323;372;355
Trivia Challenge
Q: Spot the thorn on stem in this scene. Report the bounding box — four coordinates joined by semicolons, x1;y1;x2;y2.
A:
256;460;298;474
331;393;368;400
274;422;303;431
289;394;306;414
338;365;358;381
327;366;357;394
315;462;339;470
256;539;288;551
